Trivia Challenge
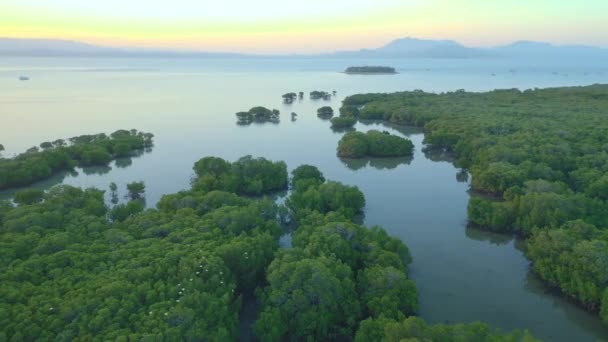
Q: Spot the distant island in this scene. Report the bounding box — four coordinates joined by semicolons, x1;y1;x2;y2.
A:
344;66;397;74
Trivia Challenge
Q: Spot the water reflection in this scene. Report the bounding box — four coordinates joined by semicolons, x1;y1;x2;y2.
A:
0;146;152;202
115;157;133;168
0;170;75;201
237;119;280;126
340;156;413;171
456;169;469;183
423;146;456;163
330;126;356;133
465;225;514;246
523;271;608;337
82;165;112;176
358;120;423;136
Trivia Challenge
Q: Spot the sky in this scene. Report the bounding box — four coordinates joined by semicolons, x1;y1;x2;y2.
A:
1;0;607;53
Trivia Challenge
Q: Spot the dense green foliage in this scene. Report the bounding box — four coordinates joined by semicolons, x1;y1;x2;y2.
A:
286;165;365;221
317;106;335;118
0;155;534;340
0;130;153;190
310;90;331;100
256;165;418;341
337;130;414;158
0;158;283;340
291;164;326;187
331;116;357;129
345;66;396;74
355;317;537;342
126;181;146;200
235;106;280;125
527;220;608;316
342;84;608;322
13;188;45;205
193;155;288;196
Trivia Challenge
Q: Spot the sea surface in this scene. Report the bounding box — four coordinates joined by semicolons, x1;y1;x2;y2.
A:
1;56;607;341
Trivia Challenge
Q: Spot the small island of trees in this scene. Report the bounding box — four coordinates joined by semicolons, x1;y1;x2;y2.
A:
282;92;297;104
345;66;397;74
317;106;334;119
310;90;332;100
337;130;415;158
236;106;280;125
0;129;153;190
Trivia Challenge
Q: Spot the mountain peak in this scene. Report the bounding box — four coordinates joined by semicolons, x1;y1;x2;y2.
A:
381;37;461;50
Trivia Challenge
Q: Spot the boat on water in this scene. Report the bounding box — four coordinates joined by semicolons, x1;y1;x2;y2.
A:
19;76;29;81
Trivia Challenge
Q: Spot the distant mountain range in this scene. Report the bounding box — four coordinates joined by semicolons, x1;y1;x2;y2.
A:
1;37;607;59
329;38;485;58
0;38;246;58
329;37;608;59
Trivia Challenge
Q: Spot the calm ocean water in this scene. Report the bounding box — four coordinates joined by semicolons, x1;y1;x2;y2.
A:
1;56;607;341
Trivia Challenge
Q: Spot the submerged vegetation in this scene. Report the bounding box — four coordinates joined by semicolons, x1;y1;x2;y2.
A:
341;84;608;322
236;106;280;125
0;152;533;340
337;130;415;159
0;130;153;190
345;66;397;74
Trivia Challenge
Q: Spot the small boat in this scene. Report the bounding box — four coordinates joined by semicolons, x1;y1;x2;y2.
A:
19;76;29;81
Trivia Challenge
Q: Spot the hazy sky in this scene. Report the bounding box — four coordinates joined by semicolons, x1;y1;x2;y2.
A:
1;0;607;53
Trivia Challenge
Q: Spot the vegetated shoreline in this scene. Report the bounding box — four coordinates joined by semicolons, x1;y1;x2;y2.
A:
337;84;608;323
0;154;536;340
0;129;154;191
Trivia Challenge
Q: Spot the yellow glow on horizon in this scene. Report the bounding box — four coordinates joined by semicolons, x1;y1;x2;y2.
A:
1;0;607;53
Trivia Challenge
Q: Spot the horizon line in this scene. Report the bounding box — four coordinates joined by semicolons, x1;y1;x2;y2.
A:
1;36;608;56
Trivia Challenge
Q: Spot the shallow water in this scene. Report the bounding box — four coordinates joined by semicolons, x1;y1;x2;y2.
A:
1;56;607;341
